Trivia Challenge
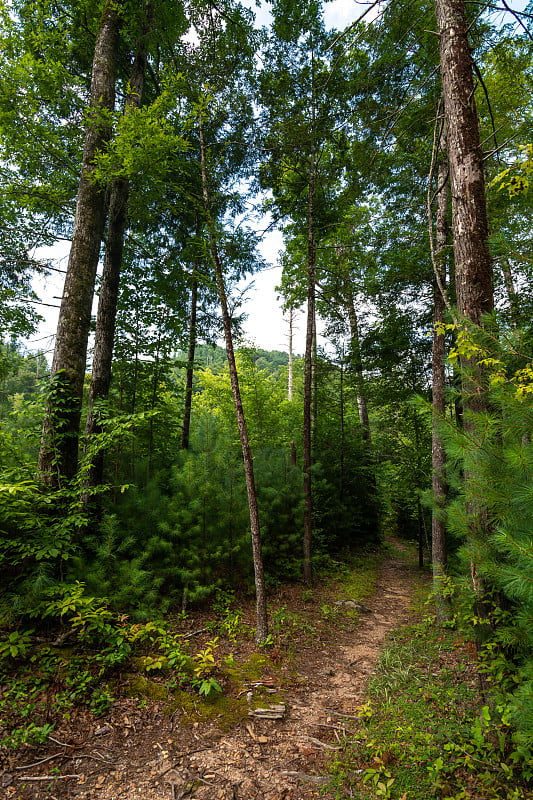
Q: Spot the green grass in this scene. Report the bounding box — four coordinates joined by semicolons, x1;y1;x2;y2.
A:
335;552;380;602
324;621;532;800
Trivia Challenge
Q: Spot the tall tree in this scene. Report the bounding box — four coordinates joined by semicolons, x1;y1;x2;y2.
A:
260;0;350;582
198;109;268;643
434;0;494;604
430;124;450;616
434;0;494;335
83;11;152;499
38;0;121;486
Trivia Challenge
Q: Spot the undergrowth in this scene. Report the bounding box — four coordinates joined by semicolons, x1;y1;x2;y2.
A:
0;582;226;749
0;552;380;751
325;618;533;800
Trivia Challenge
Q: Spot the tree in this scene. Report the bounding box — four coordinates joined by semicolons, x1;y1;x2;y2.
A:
83;12;152;501
198;107;268;642
434;0;494;335
430;124;450;615
434;0;494;600
38;0;122;486
260;0;352;582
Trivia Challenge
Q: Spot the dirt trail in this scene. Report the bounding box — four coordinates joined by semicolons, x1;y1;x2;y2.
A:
7;547;423;799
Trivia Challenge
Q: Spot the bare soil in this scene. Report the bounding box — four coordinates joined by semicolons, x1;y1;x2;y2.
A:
3;544;426;799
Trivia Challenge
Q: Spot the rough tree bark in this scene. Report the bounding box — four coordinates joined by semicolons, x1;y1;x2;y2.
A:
434;0;493;333
198;115;268;643
83;11;150;503
38;0;121;487
434;0;494;601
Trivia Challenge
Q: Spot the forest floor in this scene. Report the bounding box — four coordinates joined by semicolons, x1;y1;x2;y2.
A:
2;542;439;799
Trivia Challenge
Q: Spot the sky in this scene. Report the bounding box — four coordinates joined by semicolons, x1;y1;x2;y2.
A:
27;0;371;359
234;0;384;353
26;0;527;359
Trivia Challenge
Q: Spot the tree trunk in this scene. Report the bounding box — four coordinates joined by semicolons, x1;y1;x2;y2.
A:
198;115;268;643
181;268;199;450
287;307;294;401
83;14;150;502
434;0;494;602
302;153;316;586
500;257;519;328
432;142;450;618
147;343;160;479
344;279;371;444
434;0;493;333
38;1;121;487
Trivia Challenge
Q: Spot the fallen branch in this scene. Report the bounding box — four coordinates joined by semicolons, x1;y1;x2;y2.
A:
248;703;286;719
15;774;79;782
179;628;207;639
299;735;342;751
16;753;63;770
279;770;329;784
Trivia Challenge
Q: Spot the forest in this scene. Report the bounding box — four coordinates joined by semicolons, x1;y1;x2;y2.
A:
1;0;533;796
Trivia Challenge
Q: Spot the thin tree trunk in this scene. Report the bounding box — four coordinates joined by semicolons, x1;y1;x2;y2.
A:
38;1;121;487
147;341;161;479
287;307;294;401
290;440;297;467
500;257;519;328
339;357;345;501
198;116;268;643
344;280;371;444
303;153;316;586
181;268;199;450
412;409;426;568
432;139;450;618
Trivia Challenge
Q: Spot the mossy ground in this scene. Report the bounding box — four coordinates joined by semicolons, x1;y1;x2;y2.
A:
166;688;249;729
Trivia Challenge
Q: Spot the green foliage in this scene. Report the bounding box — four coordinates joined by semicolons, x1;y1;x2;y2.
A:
0;582;229;747
0;479;80;618
0;628;33;660
207;590;249;641
326;622;532;800
312;360;381;552
91;80;191;185
434;326;533;757
491;144;533;197
0;389;150;620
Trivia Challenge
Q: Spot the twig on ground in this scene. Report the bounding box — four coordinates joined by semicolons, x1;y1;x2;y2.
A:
15;774;79;781
180;628;207;639
16;753;64;770
299;735;342;750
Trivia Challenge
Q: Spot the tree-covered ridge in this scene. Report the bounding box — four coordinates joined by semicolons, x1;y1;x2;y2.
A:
1;0;533;789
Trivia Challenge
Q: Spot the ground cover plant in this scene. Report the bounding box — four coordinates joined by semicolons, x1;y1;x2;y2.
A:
325;611;533;800
0;553;374;752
